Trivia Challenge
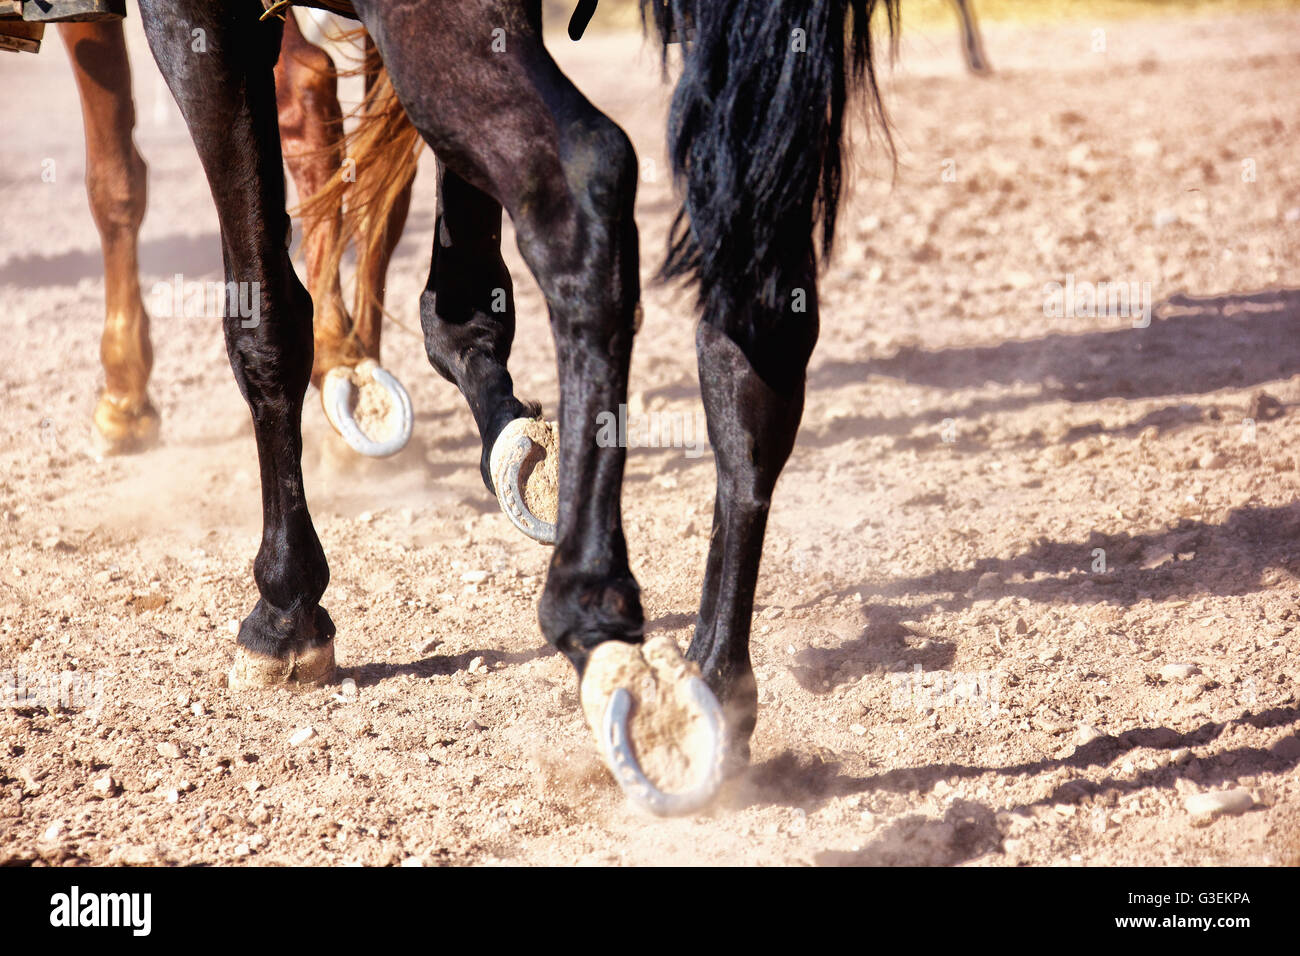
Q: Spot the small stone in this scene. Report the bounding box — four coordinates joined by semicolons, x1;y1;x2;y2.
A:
91;772;115;795
191;701;205;717
165;788;180;804
233;843;251;857
1013;617;1029;635
467;656;485;674
340;678;358;698
1137;649;1159;662
1197;451;1227;470
1153;208;1179;229
289;726;316;747
248;834;266;849
975;571;1001;593
400;856;424;867
245;779;264;794
849;723;867;736
157;741;182;760
1038;647;1063;663
1169;748;1193;765
1185;789;1253;824
249;804;272;825
460;569;489;584
42;821;63;842
1160;663;1201;681
1076;723;1105;746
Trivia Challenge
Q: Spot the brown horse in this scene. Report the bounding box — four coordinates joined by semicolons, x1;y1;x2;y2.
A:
18;11;415;456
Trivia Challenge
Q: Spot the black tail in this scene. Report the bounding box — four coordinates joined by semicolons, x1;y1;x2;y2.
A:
642;0;897;318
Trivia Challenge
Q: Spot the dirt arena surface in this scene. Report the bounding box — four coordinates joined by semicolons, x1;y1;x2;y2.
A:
1;7;1298;866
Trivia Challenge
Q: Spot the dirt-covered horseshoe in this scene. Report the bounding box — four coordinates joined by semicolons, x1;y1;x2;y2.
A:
600;676;727;817
321;359;414;458
489;418;558;545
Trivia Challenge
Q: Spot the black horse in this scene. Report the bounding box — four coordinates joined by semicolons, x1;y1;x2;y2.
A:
136;0;896;815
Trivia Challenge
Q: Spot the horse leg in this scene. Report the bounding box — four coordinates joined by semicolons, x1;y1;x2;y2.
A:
951;0;991;75
138;0;333;686
686;253;818;768
419;163;541;528
352;0;725;812
273;10;353;386
61;21;156;454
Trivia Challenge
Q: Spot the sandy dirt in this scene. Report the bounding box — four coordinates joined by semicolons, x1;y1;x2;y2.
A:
1;8;1298;866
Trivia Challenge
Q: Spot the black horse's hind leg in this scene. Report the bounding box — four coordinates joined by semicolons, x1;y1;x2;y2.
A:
420;163;532;493
139;0;333;682
687;252;819;765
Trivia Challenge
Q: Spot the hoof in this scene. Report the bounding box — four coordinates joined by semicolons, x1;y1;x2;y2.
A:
91;393;160;456
228;640;335;690
488;417;558;545
321;359;413;458
580;636;727;816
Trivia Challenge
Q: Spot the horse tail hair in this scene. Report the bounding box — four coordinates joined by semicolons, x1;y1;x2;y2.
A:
641;0;898;319
291;30;421;328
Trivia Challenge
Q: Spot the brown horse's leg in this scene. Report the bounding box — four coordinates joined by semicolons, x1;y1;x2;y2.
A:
61;21;156;453
273;10;354;387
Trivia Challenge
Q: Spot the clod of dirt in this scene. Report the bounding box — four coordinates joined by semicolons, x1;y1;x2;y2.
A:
1186;790;1254;825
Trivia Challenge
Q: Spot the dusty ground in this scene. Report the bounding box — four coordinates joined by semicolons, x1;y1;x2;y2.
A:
1;8;1298;866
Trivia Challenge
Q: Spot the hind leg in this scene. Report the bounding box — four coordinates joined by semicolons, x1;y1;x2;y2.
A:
139;0;333;685
687;252;819;767
951;0;991;75
273;10;354;386
62;21;156;454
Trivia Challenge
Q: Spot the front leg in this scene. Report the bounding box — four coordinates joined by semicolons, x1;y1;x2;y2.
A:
139;0;333;686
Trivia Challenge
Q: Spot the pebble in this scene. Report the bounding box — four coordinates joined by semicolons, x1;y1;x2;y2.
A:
1153;208;1180;229
91;772;115;795
849;723;867;736
1160;663;1201;681
249;804;271;825
340;678;358;698
42;822;63;842
1169;748;1193;765
1185;789;1253;824
289;726;316;747
157;741;182;760
400;856;424;867
165;789;180;804
233;843;251;857
460;569;489;584
975;571;1001;593
1197;451;1227;470
1075;723;1105;746
245;779;264;794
